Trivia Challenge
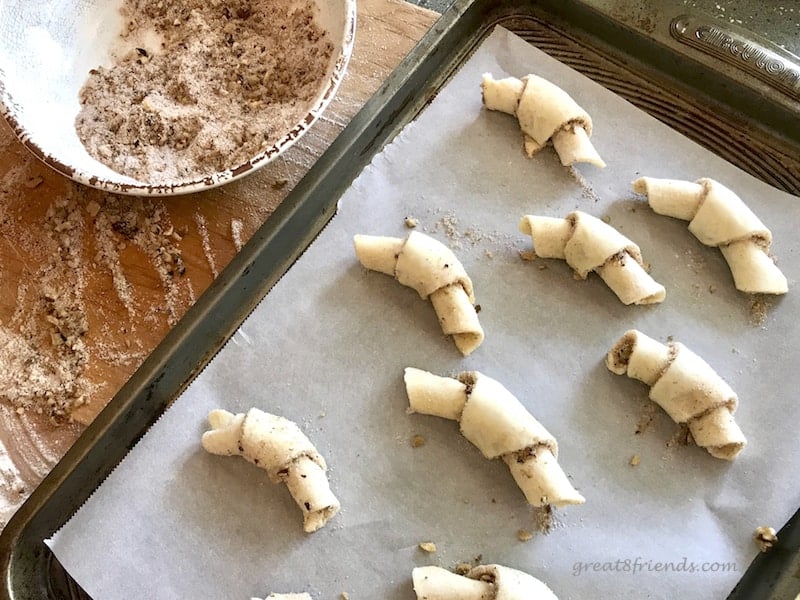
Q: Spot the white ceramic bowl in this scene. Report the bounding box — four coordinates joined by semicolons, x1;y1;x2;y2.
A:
0;0;356;195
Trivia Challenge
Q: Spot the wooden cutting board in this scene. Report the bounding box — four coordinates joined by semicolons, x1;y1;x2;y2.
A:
0;0;438;530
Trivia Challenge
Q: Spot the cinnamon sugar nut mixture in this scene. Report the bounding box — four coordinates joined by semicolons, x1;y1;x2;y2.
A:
76;0;334;183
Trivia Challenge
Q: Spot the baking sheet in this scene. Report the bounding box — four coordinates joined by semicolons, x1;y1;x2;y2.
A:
47;26;800;599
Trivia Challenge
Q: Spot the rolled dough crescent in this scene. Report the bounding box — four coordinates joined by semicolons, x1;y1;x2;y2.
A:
202;408;340;532
519;211;666;305
412;564;559;600
606;330;746;460
404;367;585;508
632;176;788;294
354;231;484;355
481;72;605;168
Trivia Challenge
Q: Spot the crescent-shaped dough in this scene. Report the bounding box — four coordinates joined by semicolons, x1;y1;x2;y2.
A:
354;231;484;355
519;211;666;305
606;330;746;460
412;564;559;600
404;368;585;508
481;72;605;168
632;176;788;294
202;408;340;532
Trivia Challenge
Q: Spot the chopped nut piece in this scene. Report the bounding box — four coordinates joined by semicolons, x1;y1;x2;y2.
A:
518;249;537;262
754;526;777;552
630;454;640;466
517;528;533;541
411;434;426;448
85;200;101;217
419;542;437;553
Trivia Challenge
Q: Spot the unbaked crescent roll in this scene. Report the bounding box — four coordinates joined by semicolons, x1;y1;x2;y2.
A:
481;72;605;168
632;176;788;294
354;231;484;355
412;564;559;600
404;368;584;508
519;210;666;305
202;408;340;532
606;330;746;460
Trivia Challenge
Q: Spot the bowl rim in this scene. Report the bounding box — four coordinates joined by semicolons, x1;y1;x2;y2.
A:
0;0;357;197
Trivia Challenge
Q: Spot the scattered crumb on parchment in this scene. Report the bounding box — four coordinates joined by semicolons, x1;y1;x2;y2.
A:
404;216;418;228
519;249;537;262
419;541;437;553
410;434;426;448
684;247;706;275
666;424;693;449
426;209;509;254
630;454;640;467
566;165;600;202
754;526;777;552
532;504;561;535
749;295;770;327
634;401;658;435
517;528;533;542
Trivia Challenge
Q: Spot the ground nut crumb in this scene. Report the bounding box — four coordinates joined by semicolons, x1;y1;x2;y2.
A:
517;528;533;541
419;541;437;553
76;0;333;183
754;526;777;552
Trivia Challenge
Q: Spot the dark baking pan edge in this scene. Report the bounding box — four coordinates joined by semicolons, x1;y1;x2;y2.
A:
1;0;798;598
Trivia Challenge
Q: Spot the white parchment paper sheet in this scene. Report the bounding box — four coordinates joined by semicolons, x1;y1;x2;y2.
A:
49;26;800;600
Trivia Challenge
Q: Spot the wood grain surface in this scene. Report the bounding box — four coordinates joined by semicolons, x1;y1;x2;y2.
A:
0;0;437;530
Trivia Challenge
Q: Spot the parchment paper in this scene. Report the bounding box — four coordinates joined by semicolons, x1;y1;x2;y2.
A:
48;26;800;600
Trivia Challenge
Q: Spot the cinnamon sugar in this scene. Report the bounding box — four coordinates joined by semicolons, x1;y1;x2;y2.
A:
76;0;333;183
